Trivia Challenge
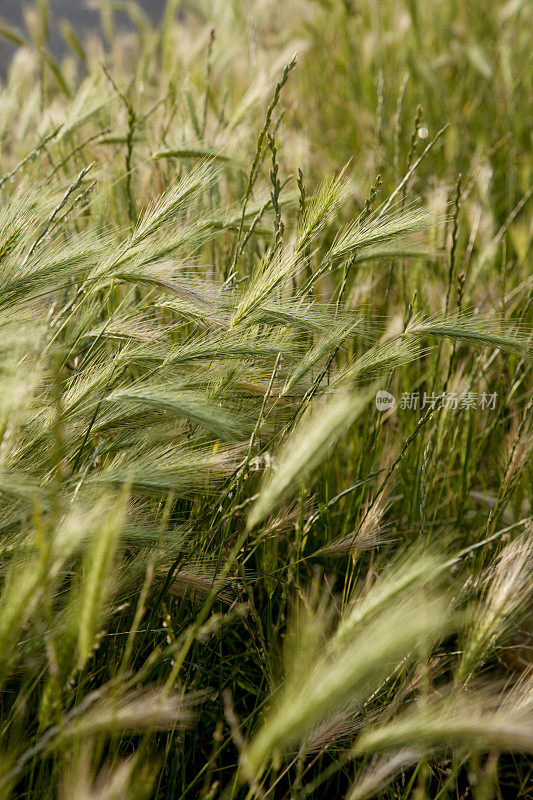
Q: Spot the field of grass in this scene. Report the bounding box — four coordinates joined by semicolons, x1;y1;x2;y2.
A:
0;1;531;798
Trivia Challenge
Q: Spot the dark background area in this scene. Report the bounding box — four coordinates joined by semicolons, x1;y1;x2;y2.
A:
0;0;167;73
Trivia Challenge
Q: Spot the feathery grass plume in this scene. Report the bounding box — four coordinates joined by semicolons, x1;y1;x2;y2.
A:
324;203;439;267
405;311;532;356
0;686;199;787
251;297;361;334
0;179;105;305
0;75;107;186
498;666;533;716
89;162;217;280
0;558;48;680
0;476;44;509
92;386;256;449
337;336;421;385
230;246;300;328
346;748;422;800
298;703;364;755
0;231;104;307
333;553;445;648
73;490;127;671
57;354;120;419
22;163;95;267
312;495;391;558
311;527;390;558
457;529;533;683
0;320;45;448
88;444;241;496
247;389;372;530
54;686;200;741
353;683;533;756
101;267;222;312
129;162;216;247
240;555;450;780
169;560;239;605
59;753;137;800
281;317;363;395
155;295;228;329
0;186;41;264
295;165;351;253
106;384;247;442
0;500;101;680
150;328;297;367
82;311;169;346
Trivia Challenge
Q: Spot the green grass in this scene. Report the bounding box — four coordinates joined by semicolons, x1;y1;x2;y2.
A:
0;1;531;798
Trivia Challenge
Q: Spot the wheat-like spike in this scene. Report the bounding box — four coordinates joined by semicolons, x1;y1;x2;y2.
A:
240;559;450;780
247;389;372;530
457;529;533;682
75;492;127;670
406;311;532;356
353;687;533;756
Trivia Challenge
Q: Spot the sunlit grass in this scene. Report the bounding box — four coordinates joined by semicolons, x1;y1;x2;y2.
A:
0;1;531;798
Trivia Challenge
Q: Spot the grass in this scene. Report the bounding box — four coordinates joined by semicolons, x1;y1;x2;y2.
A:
0;1;531;798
